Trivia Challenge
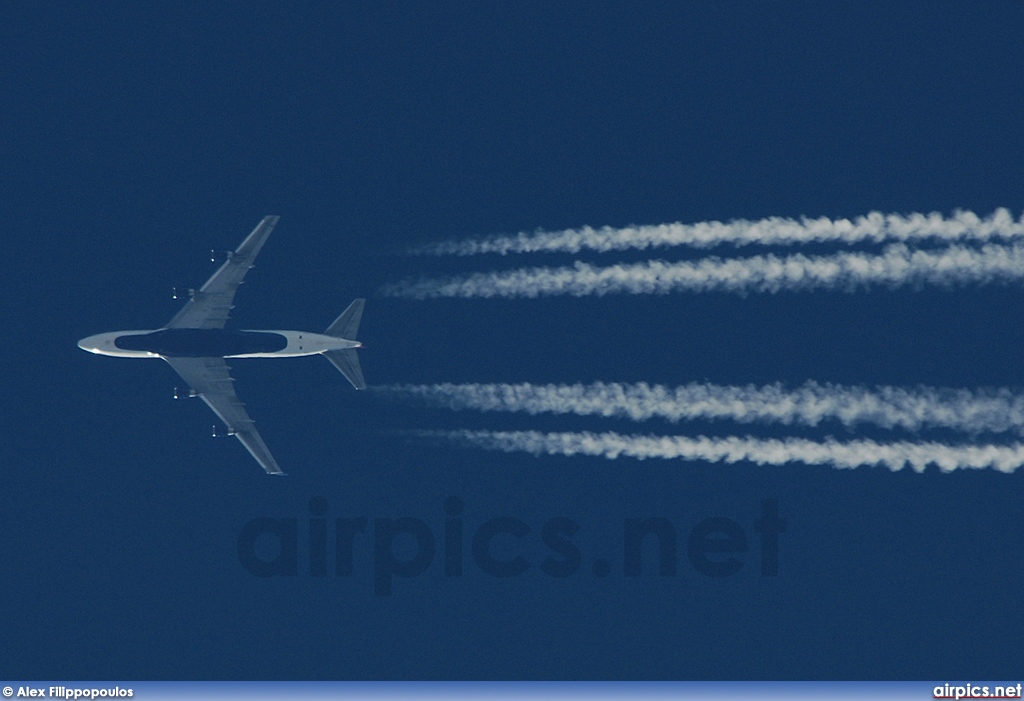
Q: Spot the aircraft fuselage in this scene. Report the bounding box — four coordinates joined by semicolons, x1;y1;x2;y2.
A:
77;328;361;359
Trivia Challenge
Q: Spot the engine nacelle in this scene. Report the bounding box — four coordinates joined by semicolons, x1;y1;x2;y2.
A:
212;425;236;438
210;249;235;263
172;287;196;300
173;387;198;400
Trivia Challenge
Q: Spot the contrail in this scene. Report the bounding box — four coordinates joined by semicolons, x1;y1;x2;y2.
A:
416;429;1024;473
411;209;1024;255
380;243;1024;299
375;382;1024;435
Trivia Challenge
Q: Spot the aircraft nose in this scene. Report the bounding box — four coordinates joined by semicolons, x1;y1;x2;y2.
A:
78;335;100;352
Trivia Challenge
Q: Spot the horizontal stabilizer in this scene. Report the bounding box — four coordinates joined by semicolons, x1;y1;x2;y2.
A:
323;349;366;390
325;299;365;340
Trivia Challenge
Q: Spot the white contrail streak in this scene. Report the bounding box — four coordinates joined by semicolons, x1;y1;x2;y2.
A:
417;430;1024;473
380;243;1024;299
376;382;1024;435
412;209;1024;255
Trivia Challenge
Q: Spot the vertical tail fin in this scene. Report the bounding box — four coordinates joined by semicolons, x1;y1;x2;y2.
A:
323;299;367;389
325;298;365;340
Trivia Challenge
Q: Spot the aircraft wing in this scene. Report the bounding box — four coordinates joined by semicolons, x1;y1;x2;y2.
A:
163;356;284;475
165;215;280;330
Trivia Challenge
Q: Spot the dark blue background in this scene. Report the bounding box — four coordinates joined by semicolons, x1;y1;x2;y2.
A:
3;2;1023;679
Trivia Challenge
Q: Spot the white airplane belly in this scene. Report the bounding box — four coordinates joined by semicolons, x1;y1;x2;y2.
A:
228;330;361;358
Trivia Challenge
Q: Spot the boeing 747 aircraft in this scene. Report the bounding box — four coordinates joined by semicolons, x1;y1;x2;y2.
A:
78;216;365;475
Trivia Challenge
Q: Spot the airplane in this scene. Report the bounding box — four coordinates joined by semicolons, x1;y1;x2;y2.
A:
77;216;365;475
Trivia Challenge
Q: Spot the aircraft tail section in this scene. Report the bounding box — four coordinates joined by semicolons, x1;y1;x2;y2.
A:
323;349;366;390
323;299;366;389
325;299;365;340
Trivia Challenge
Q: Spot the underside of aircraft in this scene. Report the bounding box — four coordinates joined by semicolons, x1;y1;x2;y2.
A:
78;216;364;475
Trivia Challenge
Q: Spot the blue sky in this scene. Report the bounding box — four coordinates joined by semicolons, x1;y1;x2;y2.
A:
3;2;1024;680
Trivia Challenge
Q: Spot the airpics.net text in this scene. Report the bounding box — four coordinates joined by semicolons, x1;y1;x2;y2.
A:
237;497;786;595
